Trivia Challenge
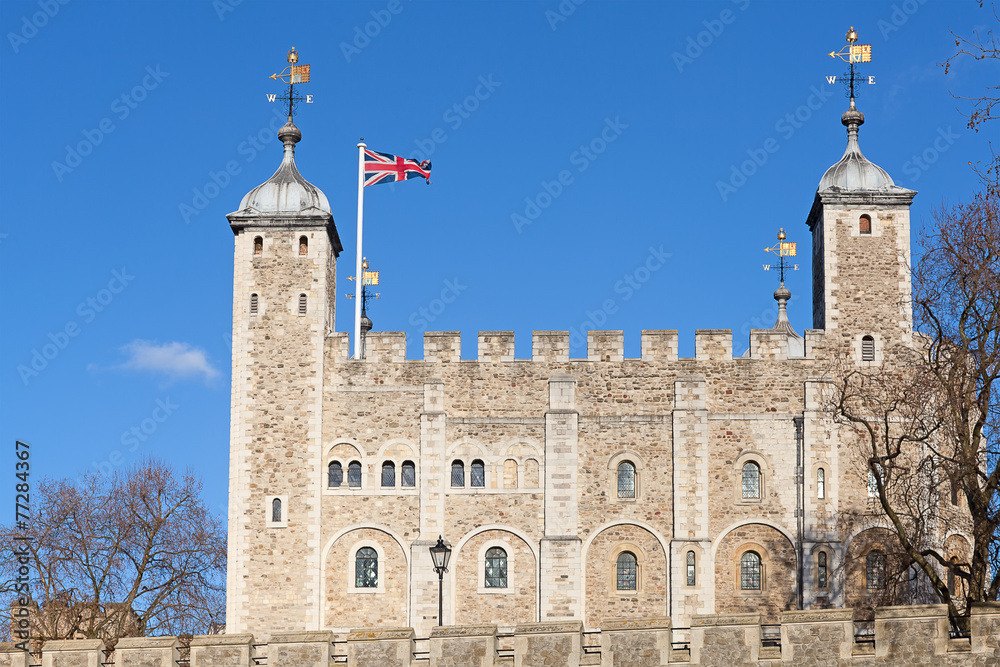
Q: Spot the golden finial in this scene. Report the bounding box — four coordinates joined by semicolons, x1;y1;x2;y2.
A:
763;228;799;281
287;47;299;64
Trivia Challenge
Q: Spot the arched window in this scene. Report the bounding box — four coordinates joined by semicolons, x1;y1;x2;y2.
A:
947;557;958;595
355;547;378;588
686;550;696;586
328;461;343;488
451;460;465;487
401;460;415;488
742;461;761;500
299;235;308;255
271;498;282;523
740;551;762;590
617;461;636;499
817;468;826;499
253;236;263;256
485;547;507;588
866;551;886;590
859;214;872;234
503;459;518;489
616;552;637;591
471;460;485;488
348;461;362;488
298;293;307;316
381;461;395;487
867;464;883;499
524;459;539;488
862;335;875;362
818;552;828;589
250;293;259;315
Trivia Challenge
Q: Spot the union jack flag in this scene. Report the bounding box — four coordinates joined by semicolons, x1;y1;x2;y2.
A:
363;149;432;187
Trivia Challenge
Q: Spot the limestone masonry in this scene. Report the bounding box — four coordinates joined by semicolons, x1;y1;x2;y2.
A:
210;90;988;665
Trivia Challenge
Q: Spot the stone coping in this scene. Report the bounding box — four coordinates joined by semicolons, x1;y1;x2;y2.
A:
269;631;334;644
0;643;27;652
430;625;497;639
189;634;253;647
514;621;583;635
347;628;414;642
875;604;948;620
781;609;855;624
115;637;178;650
40;640;104;652
600;617;671;632
691;613;761;627
970;602;1000;615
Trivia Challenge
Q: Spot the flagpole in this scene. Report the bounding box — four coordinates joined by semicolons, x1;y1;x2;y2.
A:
354;141;366;360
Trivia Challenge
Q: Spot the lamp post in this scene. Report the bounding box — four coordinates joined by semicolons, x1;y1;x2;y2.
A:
429;535;452;627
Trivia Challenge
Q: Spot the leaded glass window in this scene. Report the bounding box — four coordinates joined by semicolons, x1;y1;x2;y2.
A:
348;461;362;488
356;547;377;588
740;551;761;590
616;552;637;591
742;462;761;500
617;461;636;499
401;461;415;487
866;551;885;590
818;552;828;588
686;550;696;586
451;460;464;487
485;547;507;588
328;461;343;488
381;461;395;487
471;460;485;488
271;498;282;523
817;468;826;499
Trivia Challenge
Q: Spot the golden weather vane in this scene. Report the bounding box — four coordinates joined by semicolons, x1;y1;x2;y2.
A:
763;228;799;283
825;27;875;98
266;47;314;118
346;258;381;303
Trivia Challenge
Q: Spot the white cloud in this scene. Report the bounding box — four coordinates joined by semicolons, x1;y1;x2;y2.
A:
118;340;219;382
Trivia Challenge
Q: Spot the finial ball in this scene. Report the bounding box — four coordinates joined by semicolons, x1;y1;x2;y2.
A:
777;228;786;241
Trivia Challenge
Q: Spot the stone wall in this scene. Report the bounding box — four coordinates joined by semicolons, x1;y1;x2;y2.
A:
2;604;996;666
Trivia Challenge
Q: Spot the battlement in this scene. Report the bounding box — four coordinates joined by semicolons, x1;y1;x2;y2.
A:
330;329;822;363
5;604;996;666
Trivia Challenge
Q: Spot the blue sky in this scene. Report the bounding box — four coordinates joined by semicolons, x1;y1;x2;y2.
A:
1;0;996;521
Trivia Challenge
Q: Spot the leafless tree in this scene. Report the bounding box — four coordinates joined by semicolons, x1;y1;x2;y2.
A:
941;1;999;134
0;460;226;641
830;168;1000;628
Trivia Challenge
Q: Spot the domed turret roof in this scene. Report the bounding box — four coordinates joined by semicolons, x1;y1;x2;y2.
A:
818;104;895;191
235;118;331;215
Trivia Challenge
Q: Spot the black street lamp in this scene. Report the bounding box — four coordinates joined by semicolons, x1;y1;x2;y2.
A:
429;535;452;627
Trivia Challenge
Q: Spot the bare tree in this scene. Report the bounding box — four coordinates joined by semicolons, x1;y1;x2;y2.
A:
941;1;999;133
830;170;1000;627
0;460;226;641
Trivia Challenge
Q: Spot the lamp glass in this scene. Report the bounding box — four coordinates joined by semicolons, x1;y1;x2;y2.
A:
429;536;451;571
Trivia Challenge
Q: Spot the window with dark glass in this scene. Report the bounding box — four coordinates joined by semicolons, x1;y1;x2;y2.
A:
485;547;507;588
686;550;696;586
271;498;282;523
451;460;465;487
328;461;343;488
616;552;637;591
866;551;885;590
742;462;761;500
401;460;415;487
381;461;395;487
617;461;636;499
348;461;362;488
740;551;762;590
299;235;308;255
355;547;378;588
859;214;872;234
253;236;263;256
818;552;828;588
471;460;485;488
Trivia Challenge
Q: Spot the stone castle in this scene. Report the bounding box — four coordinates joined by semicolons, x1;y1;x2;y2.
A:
220;80;979;655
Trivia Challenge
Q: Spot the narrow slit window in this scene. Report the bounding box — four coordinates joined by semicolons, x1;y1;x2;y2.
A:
451;460;465;487
818;552;828;588
471;460;485;488
298;293;307;316
862;335;875;362
503;459;518;489
355;547;378;588
271;498;282;523
250;293;258;315
742;462;761;500
348;461;362;488
381;461;395;487
817;468;826;499
485;547;507;588
686;550;696;586
401;461;415;488
617;461;636;499
253;236;263;256
299;235;308;255
616;552;637;591
328;461;343;488
859;214;872;234
740;551;762;590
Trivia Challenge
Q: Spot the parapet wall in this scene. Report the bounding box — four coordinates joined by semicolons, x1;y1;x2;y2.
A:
342;329;825;364
2;604;996;666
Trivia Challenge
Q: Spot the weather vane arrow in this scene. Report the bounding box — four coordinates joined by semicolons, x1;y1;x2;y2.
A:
266;47;314;118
